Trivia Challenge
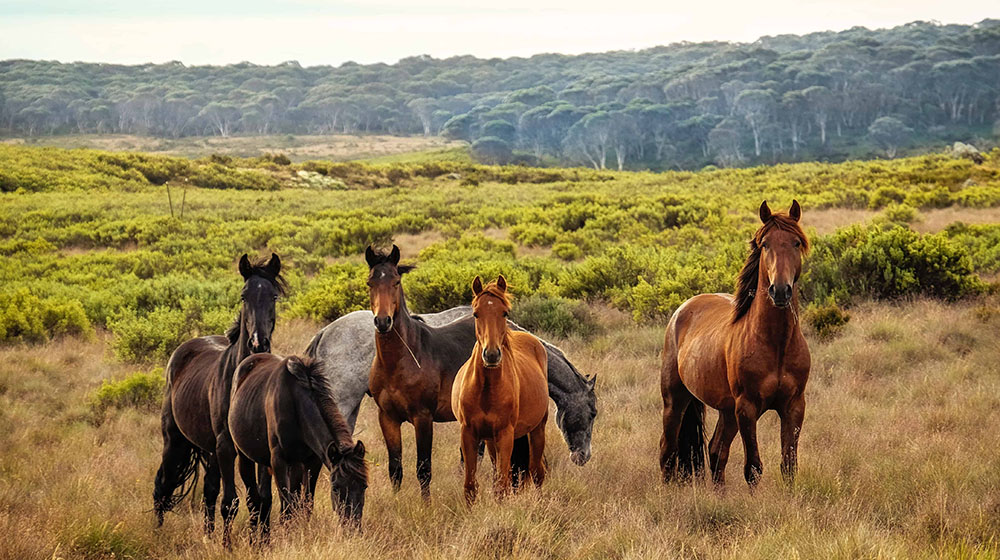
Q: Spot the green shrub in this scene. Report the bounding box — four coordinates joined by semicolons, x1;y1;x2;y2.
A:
287;263;369;322
805;224;983;304
90;368;165;414
805;300;851;339
108;307;191;363
511;294;599;339
552;242;582;260
0;289;91;343
876;203;919;226
189;163;280;190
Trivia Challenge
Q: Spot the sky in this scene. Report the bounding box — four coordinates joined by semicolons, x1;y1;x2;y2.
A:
0;0;996;67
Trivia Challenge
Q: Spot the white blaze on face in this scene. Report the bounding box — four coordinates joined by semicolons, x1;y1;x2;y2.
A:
381;271;386;278
487;300;493;305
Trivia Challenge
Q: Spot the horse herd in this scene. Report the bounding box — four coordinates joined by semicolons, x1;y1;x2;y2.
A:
151;199;809;546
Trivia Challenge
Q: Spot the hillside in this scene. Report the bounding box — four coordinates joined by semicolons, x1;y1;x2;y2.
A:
2;19;1000;170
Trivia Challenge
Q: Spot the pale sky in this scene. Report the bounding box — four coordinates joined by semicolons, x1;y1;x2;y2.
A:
0;0;995;67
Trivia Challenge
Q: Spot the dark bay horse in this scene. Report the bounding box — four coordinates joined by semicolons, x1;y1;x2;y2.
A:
229;354;368;537
153;253;284;539
366;245;482;499
659;201;810;487
453;276;548;504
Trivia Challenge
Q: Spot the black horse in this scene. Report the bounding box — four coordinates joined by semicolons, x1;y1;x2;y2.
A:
152;253;284;547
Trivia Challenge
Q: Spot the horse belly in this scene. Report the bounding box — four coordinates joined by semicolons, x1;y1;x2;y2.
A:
172;372;216;451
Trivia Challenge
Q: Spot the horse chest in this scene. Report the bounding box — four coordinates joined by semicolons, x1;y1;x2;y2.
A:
372;362;444;419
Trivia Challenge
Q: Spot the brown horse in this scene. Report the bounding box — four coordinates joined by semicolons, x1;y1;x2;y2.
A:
452;276;548;504
229;354;368;538
366;245;482;499
153;253;284;540
659;201;810;487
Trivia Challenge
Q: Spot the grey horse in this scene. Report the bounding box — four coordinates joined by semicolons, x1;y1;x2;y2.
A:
305;306;597;466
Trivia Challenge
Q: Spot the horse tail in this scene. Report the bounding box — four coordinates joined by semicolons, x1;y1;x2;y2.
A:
677;400;706;479
152;389;204;525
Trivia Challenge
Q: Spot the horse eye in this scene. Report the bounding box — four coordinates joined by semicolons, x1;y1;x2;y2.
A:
473;312;478;318
272;295;279;301
503;312;509;317
794;240;801;248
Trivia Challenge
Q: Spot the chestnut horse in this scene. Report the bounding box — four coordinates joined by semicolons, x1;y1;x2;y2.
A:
452;276;548;504
366;245;479;499
659;201;810;487
153;253;284;538
229;354;368;538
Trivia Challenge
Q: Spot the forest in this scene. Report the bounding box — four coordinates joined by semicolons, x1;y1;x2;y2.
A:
3;19;1000;170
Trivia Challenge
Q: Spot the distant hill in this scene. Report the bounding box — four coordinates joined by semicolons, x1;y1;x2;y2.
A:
2;19;999;170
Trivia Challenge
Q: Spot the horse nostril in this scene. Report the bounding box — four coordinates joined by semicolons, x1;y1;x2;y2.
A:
768;285;776;298
784;285;792;300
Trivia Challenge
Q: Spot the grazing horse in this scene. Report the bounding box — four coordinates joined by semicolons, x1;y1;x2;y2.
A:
452;276;548;504
153;253;284;540
659;201;810;487
366;245;478;499
229;354;368;538
303;306;597;466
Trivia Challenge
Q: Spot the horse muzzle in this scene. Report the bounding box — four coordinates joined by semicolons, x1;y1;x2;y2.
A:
482;348;502;368
374;315;393;334
570;447;591;466
768;283;792;308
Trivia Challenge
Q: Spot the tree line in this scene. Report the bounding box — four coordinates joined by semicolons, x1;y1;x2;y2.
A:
2;19;999;169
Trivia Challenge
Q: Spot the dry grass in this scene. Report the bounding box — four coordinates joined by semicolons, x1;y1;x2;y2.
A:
804;206;1000;235
1;134;463;162
2;299;1000;559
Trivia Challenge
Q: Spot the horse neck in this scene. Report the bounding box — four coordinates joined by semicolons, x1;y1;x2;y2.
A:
222;309;253;378
745;269;800;351
541;341;586;406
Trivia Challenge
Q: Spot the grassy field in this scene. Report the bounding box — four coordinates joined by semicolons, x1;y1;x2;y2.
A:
2;298;1000;559
0;134;467;163
2;144;1000;558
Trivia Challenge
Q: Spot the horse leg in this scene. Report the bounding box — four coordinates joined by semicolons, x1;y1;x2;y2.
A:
659;384;693;483
735;396;764;488
707;409;739;487
510;436;530;490
256;464;273;546
494;426;515;500
527;418;547;487
414;413;434;500
303;458;322;519
202;455;221;535
779;395;806;486
216;438;239;549
238;454;261;540
272;453;295;523
460;425;480;506
378;409;404;492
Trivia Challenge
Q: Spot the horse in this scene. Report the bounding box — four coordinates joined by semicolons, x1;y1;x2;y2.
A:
152;253;284;543
366;244;485;499
452;276;548;504
659;200;810;488
303;306;597;467
228;354;368;538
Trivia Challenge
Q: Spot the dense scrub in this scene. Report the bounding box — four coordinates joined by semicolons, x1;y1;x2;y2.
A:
3;20;1000;170
2;145;999;356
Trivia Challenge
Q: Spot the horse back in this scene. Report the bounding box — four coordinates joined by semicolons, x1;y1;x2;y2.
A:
665;294;736;411
166;335;228;385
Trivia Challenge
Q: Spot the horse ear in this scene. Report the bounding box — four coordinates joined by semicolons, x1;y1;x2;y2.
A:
472;276;484;296
789;200;802;222
758;200;772;223
353;440;366;458
238;254;252;280
265;252;281;277
364;246;377;268
496;274;507;293
326;441;343;465
389;245;400;265
587;374;597;390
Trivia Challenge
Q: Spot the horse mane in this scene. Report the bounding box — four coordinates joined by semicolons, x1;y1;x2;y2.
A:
366;248;416;274
285;356;367;480
473;282;512;309
225;255;289;343
732;212;809;323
